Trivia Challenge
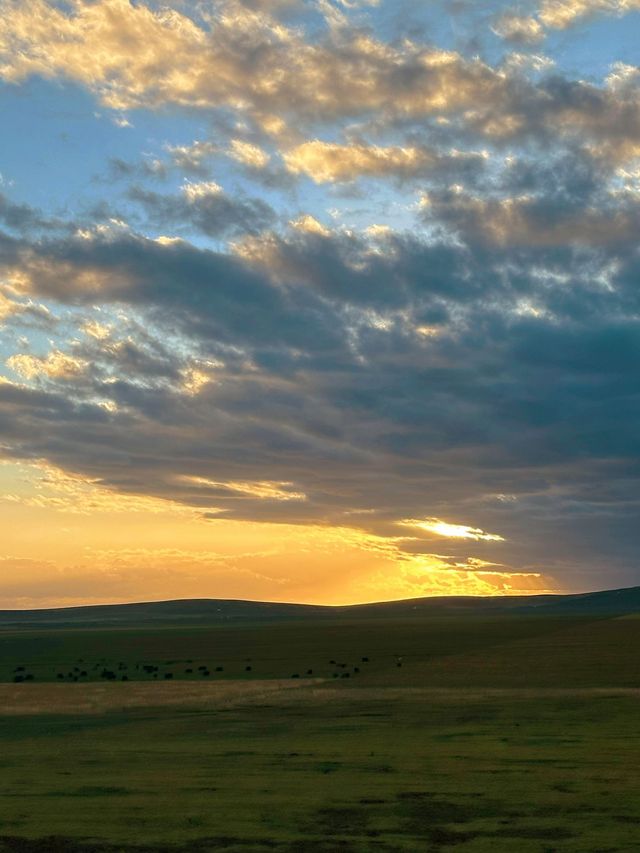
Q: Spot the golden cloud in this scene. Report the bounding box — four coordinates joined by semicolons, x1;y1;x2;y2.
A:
181;180;223;201
284;140;434;183
180;475;307;502
497;0;640;40
0;1;507;122
229;139;270;168
2;0;639;172
7;350;87;380
400;518;505;542
289;214;331;235
1;461;201;516
539;0;640;28
492;13;545;42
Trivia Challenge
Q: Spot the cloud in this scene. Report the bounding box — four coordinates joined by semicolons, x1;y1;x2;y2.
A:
400;518;505;541
494;0;640;43
165;140;218;175
0;0;209;110
0;5;569;121
2;0;640;595
538;0;640;29
422;188;640;248
282;140;490;184
284;141;436;182
289;215;331;236
1;460;199;516
492;13;545;43
2;209;640;588
179;475;306;501
2;0;640;175
0;287;53;327
419;147;640;248
228;139;271;168
0;193;64;233
128;181;276;238
7;350;87;381
107;156;168;182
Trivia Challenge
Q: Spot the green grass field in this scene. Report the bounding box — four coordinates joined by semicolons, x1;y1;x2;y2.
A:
1;612;640;851
1;614;624;685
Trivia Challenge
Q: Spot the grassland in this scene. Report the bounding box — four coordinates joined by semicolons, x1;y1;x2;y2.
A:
0;614;598;685
1;611;640;851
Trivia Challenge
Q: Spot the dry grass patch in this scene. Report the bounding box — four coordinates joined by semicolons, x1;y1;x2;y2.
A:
0;678;323;715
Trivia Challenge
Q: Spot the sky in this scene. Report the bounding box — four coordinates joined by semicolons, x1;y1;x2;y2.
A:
1;0;640;608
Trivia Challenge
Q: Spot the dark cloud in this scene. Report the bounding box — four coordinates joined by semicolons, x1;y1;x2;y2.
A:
128;184;276;239
420;145;640;250
105;157;168;182
0;194;65;234
2;211;640;587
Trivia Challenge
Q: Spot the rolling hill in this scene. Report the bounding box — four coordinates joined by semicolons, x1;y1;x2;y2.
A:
1;584;639;627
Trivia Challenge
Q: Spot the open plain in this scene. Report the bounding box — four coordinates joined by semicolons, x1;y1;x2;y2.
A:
1;599;640;851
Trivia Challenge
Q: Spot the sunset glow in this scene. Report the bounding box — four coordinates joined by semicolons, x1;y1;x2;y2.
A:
400;520;506;543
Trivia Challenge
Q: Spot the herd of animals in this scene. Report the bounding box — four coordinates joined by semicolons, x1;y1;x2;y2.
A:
7;654;403;683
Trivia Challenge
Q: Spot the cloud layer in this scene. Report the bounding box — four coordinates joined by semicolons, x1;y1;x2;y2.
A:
1;0;640;600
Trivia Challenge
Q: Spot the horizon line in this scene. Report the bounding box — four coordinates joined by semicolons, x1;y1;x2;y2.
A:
2;584;638;614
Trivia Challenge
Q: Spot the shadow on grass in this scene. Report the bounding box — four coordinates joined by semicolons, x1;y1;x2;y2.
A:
0;838;403;853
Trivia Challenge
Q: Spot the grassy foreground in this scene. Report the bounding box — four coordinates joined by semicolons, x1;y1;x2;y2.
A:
1;613;640;851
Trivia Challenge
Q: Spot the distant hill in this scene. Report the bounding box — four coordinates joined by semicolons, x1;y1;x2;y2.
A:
1;585;639;628
512;585;640;616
